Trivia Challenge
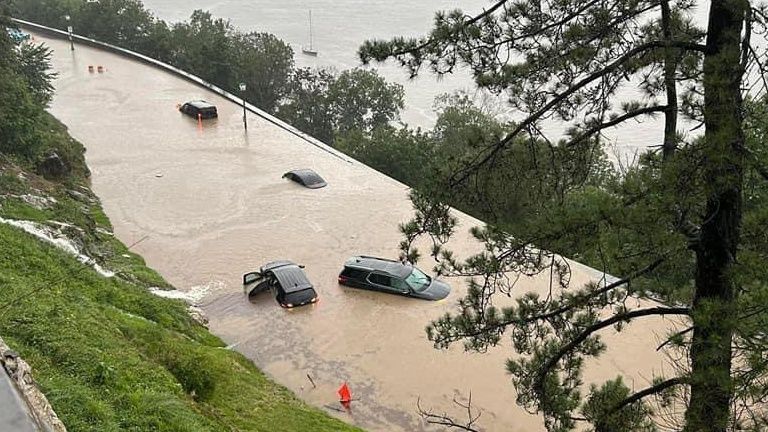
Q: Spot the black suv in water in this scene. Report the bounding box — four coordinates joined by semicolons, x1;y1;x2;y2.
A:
338;256;451;301
243;261;319;308
179;100;218;119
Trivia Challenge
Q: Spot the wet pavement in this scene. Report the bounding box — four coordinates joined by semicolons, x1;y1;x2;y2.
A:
38;32;682;431
0;367;37;432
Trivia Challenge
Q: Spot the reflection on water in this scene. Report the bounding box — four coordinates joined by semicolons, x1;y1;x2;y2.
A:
43;29;685;432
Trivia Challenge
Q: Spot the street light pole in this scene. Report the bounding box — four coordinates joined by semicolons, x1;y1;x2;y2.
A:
239;82;247;131
65;15;74;51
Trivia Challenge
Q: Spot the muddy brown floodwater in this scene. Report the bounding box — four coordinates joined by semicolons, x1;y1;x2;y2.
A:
38;32;684;431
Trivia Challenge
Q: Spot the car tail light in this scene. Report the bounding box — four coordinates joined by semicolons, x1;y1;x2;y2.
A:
338;275;349;284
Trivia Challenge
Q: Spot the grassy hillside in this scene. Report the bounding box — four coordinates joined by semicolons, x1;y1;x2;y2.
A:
0;112;359;431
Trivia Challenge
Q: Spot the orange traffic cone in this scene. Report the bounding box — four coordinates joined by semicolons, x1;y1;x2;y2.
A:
338;382;352;403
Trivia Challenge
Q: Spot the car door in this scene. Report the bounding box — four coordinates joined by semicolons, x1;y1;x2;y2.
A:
243;271;271;296
366;272;408;295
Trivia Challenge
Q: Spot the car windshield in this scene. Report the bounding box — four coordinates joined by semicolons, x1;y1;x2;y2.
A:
404;267;431;292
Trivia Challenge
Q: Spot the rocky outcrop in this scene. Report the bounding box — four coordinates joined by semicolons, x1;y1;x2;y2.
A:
36;152;70;180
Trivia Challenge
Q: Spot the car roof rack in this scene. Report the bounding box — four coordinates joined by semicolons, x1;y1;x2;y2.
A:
356;255;398;262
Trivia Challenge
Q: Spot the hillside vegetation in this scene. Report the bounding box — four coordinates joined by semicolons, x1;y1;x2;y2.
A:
0;12;359;432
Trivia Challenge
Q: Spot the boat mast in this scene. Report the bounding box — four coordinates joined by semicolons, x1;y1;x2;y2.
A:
308;10;313;50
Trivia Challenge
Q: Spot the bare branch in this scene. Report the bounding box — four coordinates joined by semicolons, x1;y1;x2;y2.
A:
417;393;482;432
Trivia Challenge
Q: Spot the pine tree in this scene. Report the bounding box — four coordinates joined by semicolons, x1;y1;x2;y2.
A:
360;1;768;430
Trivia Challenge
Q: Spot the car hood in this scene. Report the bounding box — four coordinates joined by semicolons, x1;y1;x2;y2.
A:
415;279;451;300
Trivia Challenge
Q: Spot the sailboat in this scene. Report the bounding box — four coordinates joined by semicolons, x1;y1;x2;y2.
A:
302;10;318;56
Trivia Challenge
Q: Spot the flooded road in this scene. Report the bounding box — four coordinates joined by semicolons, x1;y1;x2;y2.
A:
40;33;683;431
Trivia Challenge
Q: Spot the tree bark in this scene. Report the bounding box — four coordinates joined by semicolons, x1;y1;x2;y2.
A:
685;1;747;431
661;0;679;160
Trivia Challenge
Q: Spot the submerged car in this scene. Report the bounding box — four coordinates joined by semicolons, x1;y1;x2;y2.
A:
282;169;327;189
243;260;319;308
338;256;451;301
179;100;218;119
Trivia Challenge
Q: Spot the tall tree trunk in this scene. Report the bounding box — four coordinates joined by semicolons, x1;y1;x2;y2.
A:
661;0;678;160
685;1;747;431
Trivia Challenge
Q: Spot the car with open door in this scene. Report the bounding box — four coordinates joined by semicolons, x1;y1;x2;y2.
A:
243;260;319;308
337;256;451;301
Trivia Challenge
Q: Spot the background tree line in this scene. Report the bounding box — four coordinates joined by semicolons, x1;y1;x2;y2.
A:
11;0;404;146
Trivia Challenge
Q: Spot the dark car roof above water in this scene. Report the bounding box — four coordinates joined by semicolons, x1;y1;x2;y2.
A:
263;261;313;293
345;256;413;279
260;260;295;273
185;100;216;109
282;169;327;189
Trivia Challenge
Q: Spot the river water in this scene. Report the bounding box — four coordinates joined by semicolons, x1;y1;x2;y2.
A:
139;0;714;161
39;30;684;431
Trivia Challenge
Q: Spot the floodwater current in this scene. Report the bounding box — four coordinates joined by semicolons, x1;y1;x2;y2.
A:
40;32;685;431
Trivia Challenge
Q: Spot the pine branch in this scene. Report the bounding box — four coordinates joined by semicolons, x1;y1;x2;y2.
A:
430;257;667;346
604;377;687;416
534;307;691;397
566;105;668;148
450;39;707;187
657;326;695;351
365;0;512;60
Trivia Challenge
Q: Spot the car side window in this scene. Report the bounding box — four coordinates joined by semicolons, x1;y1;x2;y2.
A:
348;269;367;280
368;273;392;287
390;277;410;292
